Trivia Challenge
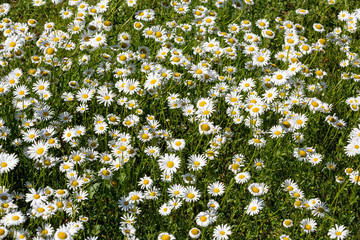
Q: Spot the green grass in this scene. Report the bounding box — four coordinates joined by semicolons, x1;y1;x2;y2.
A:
1;0;360;239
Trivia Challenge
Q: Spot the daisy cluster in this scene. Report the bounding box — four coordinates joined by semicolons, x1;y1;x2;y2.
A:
0;0;359;239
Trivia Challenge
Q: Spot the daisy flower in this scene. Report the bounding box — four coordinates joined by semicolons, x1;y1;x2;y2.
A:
296;9;309;15
96;90;115;107
248;138;266;148
213;224;232;240
91;32;106;48
54;227;72;240
168;184;185;198
189;227;201;239
158;232;175;240
207;182;225;196
183;173;196;184
187;154;207;171
168;198;182;210
313;23;325;32
0;211;26;226
252;50;271;67
196;211;212;227
207;199;220;211
349;171;360;185
199;121;214;135
328;225;349;239
0;226;8;239
262;29;275;39
145;146;160;158
248;183;268;196
182;186;201;203
27;141;49;160
283;219;293;228
0;152;19;174
159;203;172;216
280;235;291;240
138;175;153;189
245;197;264;216
171;139;186;151
158;153;181;174
300;218;317;233
235;172;251;184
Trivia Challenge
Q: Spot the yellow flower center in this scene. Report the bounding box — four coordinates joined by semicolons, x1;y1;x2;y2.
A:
201;124;210;131
131;195;139;201
187;193;195;199
257;56;265;62
36;148;44;155
161;235;170;240
46;48;54;55
58;232;67;239
299;150;306;157
191;229;199;235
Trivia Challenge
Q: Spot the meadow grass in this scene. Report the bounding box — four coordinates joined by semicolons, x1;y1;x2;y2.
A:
0;0;360;239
